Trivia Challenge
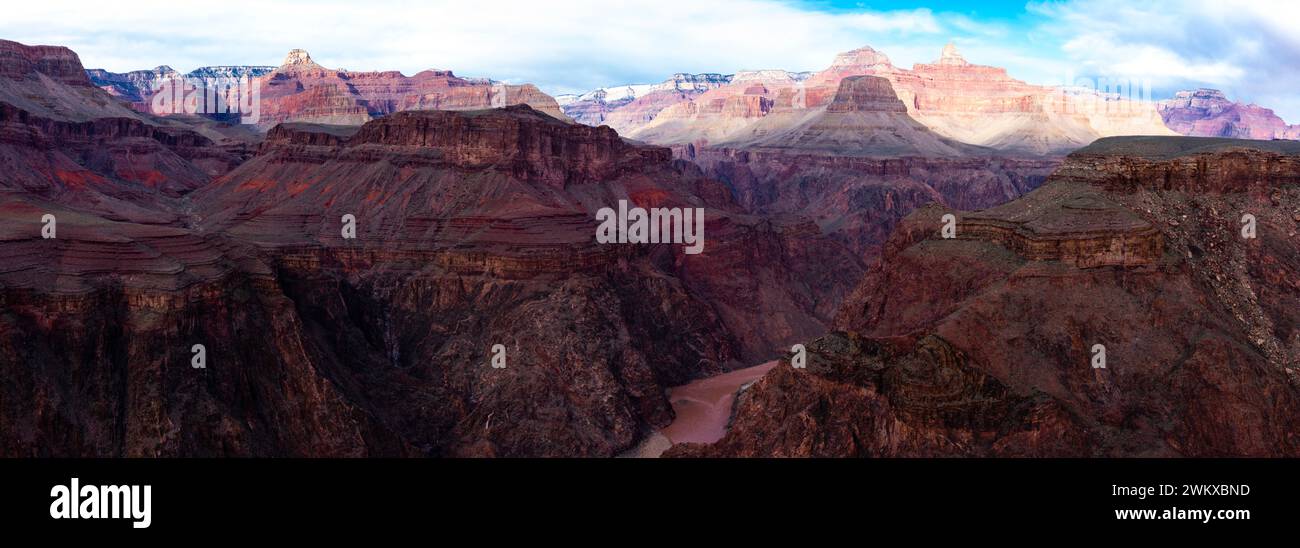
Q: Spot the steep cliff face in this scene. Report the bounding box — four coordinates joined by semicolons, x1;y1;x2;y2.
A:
671;136;1300;457
344;107;670;186
0;39;93;87
0;39;153;123
1159;89;1300;140
0;218;409;457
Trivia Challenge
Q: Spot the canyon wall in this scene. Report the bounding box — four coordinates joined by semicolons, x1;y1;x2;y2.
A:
2;40;863;457
672;136;1300;457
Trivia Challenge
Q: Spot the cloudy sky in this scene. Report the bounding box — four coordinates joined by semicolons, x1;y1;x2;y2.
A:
3;0;1297;120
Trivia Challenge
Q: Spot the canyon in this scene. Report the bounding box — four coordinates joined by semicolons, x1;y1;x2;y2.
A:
1;39;862;457
675;74;1061;264
3;36;1299;459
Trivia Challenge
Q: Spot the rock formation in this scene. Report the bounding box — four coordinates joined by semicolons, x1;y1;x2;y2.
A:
670;136;1300;457
711;75;981;157
0;40;253;222
1159;89;1300;140
625;43;1175;155
86;48;571;129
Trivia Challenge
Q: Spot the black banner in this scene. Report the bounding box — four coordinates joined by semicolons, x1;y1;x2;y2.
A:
0;458;1288;538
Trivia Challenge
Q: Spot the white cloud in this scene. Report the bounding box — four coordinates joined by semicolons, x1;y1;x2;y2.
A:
0;0;962;94
1029;0;1300;121
3;0;1295;121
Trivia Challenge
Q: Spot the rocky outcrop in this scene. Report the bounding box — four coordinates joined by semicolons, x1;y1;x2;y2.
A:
672;77;1057;265
1159;89;1300;140
673;137;1300;457
0;39;92;86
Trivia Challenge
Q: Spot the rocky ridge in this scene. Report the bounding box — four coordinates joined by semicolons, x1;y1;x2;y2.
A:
1159;89;1300;140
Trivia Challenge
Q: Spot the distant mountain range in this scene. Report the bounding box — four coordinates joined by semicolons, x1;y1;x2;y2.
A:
559;44;1298;153
86;49;567;129
540;44;1170;155
81;42;1299;154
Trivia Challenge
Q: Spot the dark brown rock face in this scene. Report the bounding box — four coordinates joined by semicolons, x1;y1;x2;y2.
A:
671;136;1300;457
825;75;907;113
2;94;859;457
681;145;1058;264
